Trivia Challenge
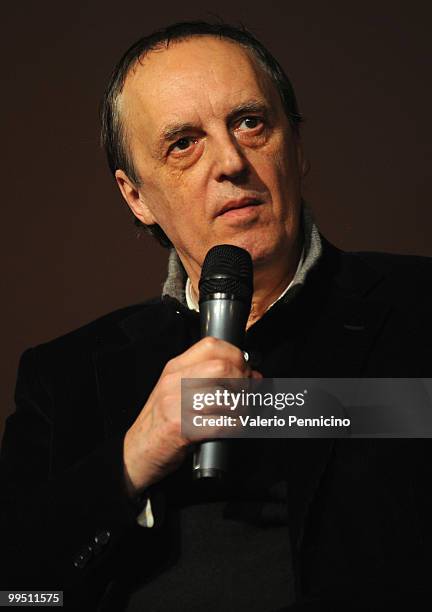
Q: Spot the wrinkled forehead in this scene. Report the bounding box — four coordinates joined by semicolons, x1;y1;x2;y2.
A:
118;36;281;136
128;35;267;79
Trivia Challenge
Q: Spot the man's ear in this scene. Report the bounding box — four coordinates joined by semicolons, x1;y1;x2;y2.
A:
115;169;157;225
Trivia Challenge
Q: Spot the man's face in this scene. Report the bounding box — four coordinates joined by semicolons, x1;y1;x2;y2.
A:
117;36;305;278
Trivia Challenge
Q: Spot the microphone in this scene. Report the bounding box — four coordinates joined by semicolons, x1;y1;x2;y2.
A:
192;244;253;479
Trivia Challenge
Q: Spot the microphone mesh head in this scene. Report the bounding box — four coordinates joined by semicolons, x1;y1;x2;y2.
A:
199;245;253;302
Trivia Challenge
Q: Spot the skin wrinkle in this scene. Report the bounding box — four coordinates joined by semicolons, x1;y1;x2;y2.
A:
115;36;306;325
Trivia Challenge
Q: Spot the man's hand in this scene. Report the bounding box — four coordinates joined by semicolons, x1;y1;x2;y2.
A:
123;337;261;497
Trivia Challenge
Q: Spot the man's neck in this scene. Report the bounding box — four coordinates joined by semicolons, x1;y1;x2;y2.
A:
247;250;302;328
187;236;303;329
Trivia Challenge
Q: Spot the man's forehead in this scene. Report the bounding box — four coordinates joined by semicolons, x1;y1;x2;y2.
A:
125;35;265;85
119;36;277;128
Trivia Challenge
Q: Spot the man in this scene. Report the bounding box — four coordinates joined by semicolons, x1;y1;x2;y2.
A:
1;21;432;611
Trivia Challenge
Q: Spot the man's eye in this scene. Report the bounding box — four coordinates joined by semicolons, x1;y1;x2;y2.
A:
238;116;263;130
172;137;195;152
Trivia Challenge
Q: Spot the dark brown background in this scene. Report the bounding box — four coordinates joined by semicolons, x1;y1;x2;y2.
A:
1;1;431;435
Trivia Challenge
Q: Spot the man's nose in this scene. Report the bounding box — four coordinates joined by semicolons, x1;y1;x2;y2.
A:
213;133;249;182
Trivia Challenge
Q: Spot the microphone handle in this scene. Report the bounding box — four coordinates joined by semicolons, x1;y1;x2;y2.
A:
193;298;249;479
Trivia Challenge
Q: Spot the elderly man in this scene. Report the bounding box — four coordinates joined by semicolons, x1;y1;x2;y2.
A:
1;21;432;611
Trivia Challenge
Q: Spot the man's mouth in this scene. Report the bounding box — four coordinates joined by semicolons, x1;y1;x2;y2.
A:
216;197;263;217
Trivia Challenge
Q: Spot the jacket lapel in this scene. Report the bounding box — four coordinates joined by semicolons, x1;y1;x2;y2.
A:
299;294;393;376
296;240;393;376
285;242;394;566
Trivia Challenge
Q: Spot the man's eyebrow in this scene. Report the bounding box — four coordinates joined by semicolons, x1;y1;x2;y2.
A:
157;122;197;148
225;100;270;123
155;100;270;152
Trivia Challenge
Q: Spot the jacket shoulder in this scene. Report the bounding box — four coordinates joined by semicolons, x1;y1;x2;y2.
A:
352;250;432;276
24;298;167;372
350;250;432;302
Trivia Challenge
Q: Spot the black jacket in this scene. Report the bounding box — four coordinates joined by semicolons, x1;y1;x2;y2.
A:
1;239;432;610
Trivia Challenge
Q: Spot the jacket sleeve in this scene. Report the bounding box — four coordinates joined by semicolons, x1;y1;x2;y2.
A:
0;348;148;607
